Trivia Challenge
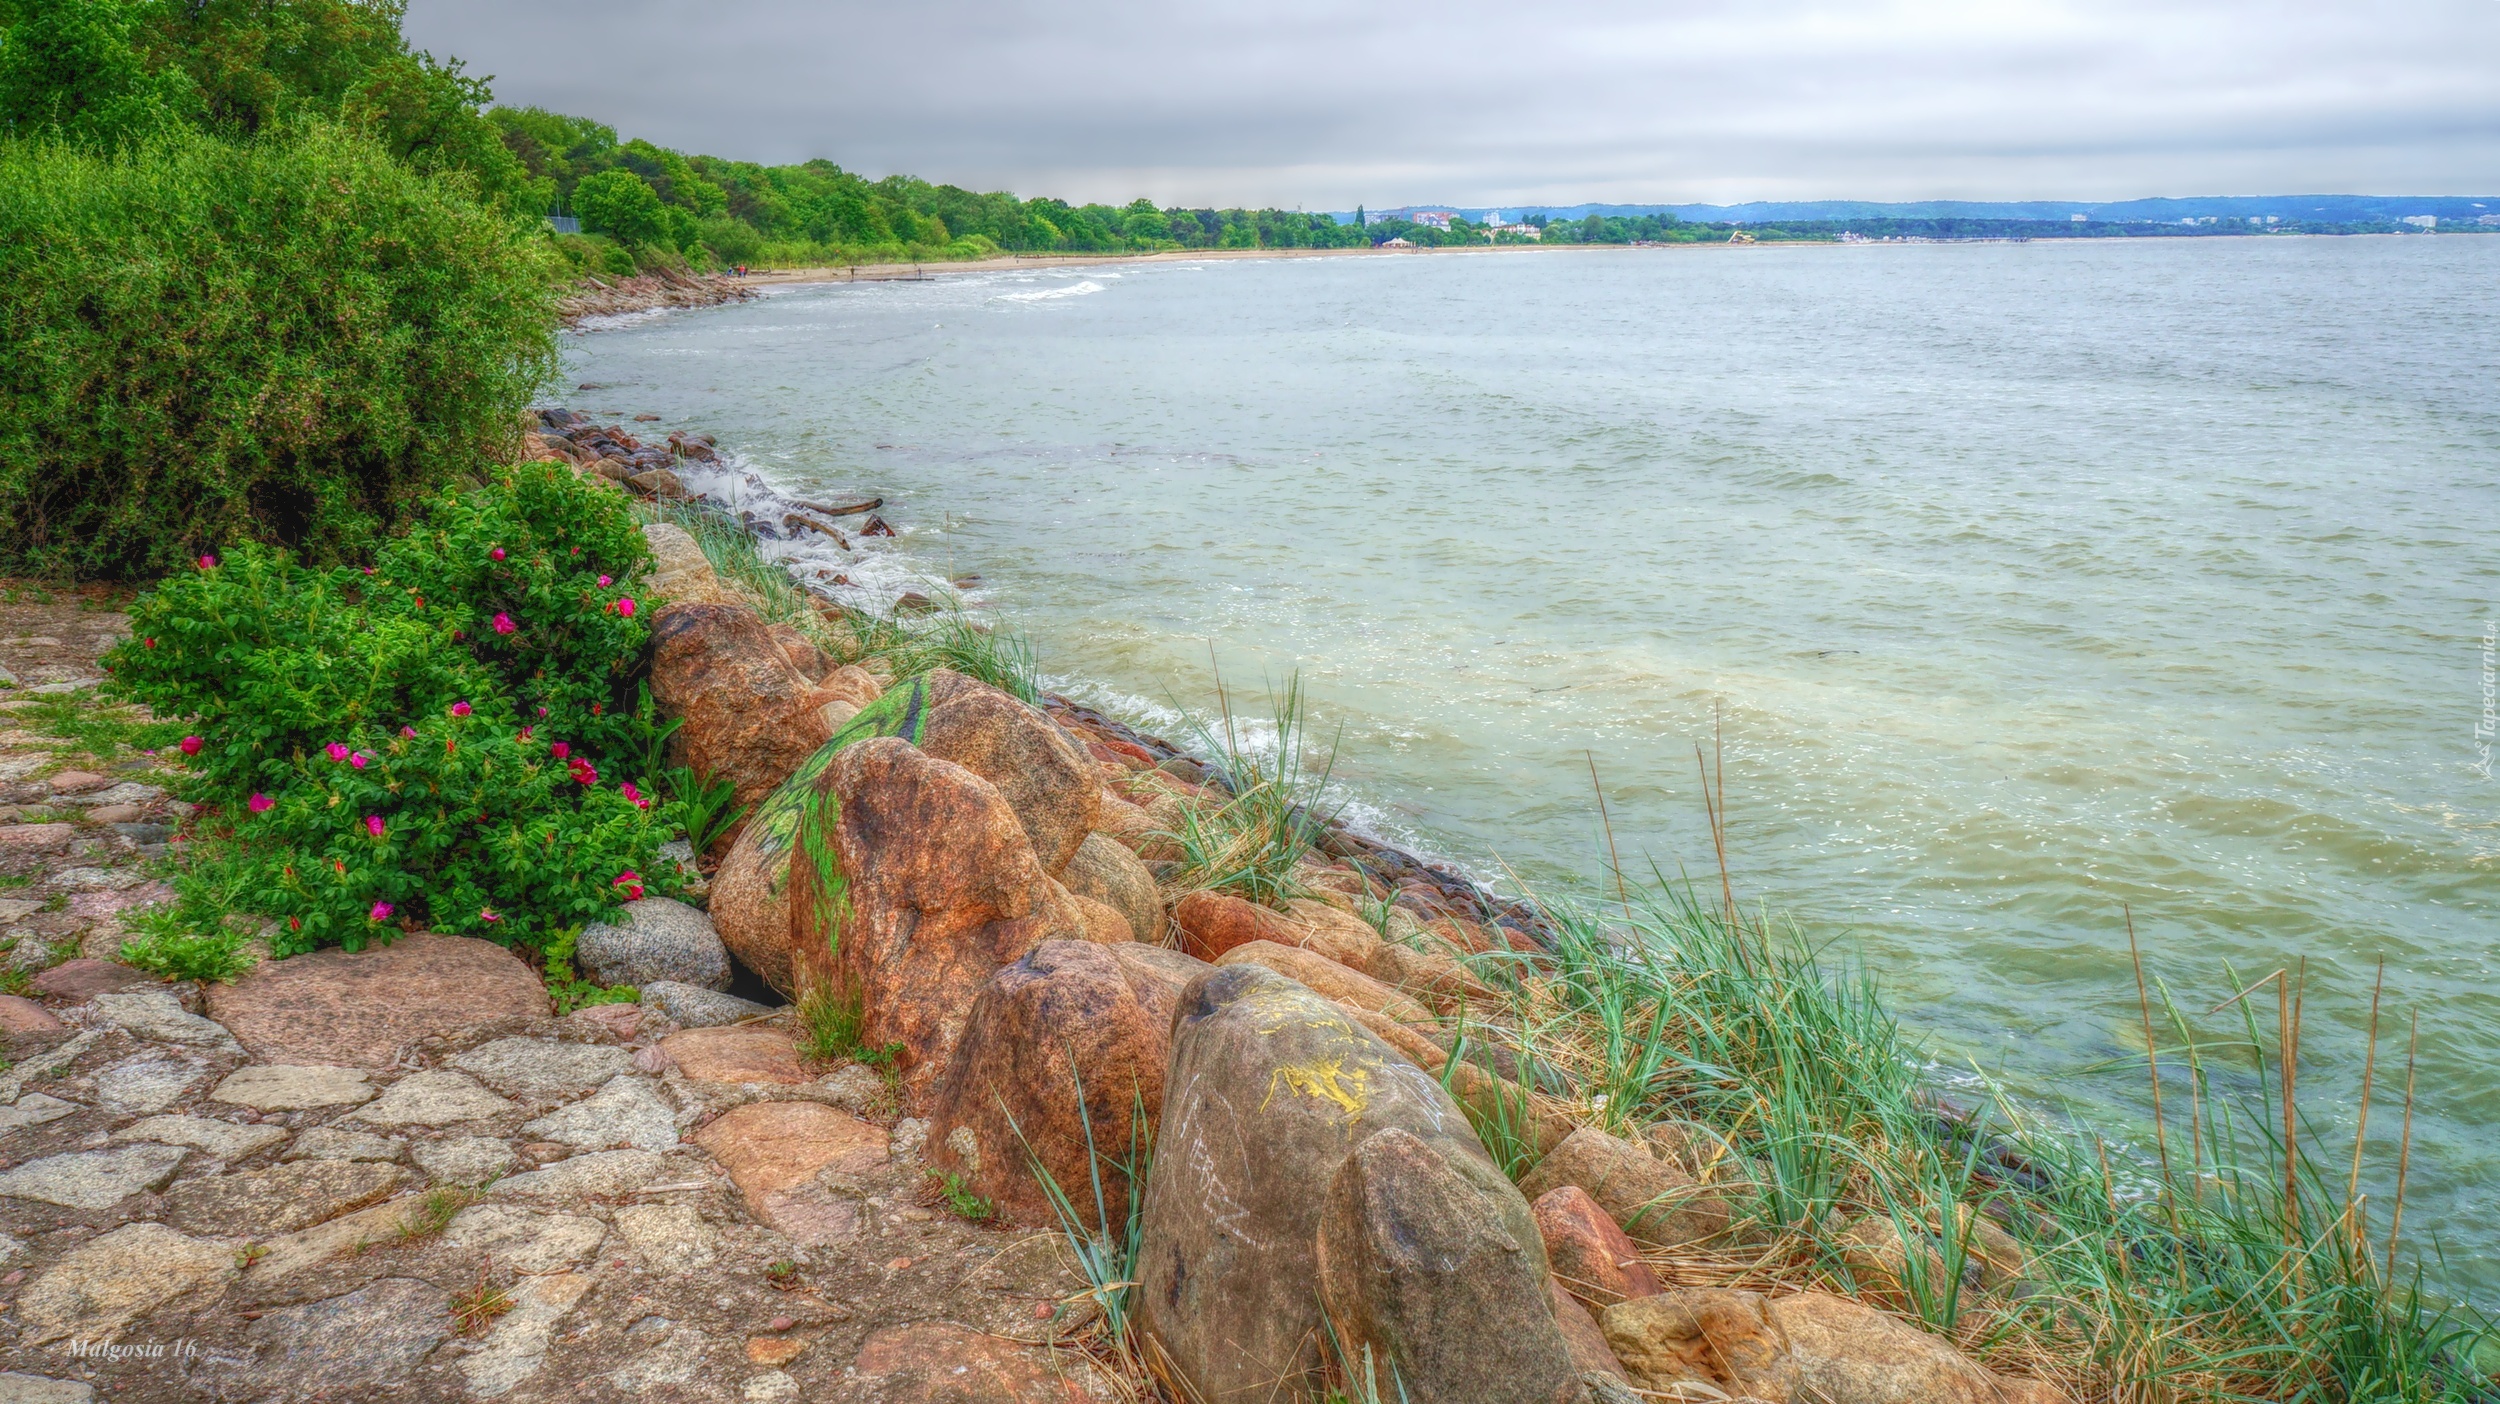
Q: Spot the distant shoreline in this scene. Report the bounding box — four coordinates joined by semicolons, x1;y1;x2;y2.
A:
736;230;2442;286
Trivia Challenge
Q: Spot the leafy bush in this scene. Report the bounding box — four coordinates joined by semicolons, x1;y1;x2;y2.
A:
0;123;561;580
105;463;668;952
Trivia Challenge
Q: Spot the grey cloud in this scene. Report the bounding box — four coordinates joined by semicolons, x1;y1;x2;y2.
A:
405;0;2500;205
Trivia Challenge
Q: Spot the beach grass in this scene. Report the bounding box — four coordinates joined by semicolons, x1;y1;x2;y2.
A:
1156;673;1338;909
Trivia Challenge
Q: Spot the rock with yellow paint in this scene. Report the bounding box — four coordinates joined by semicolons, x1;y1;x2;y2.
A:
1136;963;1560;1401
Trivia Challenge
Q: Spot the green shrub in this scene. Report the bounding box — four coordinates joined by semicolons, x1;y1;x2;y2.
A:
0;123;561;580
104;463;668;952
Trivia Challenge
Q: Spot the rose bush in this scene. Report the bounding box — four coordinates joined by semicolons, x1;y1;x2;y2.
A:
107;461;671;953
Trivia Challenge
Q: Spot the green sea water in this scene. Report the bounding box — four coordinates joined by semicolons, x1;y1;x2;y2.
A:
566;236;2499;1293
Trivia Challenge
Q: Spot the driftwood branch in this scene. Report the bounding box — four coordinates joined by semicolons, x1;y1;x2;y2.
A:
782;514;852;550
795;496;883;518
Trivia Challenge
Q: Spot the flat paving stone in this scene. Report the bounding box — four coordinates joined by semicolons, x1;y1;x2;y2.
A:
93;1051;208;1114
0;1372;95;1403
210;1063;375;1111
459;1270;594;1399
490;1148;667;1199
0;1144;187;1210
661;1024;809;1085
0;1091;81;1133
611;1202;720;1274
346;1069;516;1128
282;1127;402;1162
691;1102;887;1247
88;988;240;1048
111;1114;287;1159
207;1276;450;1401
205;932;548;1067
409;1134;516;1185
164;1159;408;1236
520;1074;679;1152
442;1203;607;1272
14;1221;235;1346
642;980;772;1028
449;1036;634;1099
27;958;148;1002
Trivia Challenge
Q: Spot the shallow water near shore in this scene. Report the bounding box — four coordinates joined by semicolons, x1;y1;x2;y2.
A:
565;238;2500;1295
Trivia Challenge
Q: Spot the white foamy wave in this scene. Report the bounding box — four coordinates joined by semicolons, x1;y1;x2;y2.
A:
996;280;1105;303
566;306;683;334
668;452;954;618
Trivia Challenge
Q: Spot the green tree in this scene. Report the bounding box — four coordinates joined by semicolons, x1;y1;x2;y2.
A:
572;167;666;246
0;0;200;144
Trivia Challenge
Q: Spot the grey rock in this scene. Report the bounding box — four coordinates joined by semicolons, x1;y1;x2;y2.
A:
0;896;43;924
640;980;771;1028
28;679;98;695
520;1074;679;1152
491;1148;667;1199
165;1159;408;1235
60;783;166;807
0;1372;95;1404
577;897;729;991
94;1051;210;1113
46;867;145;891
111;1114;287;1159
460;1269;596;1398
442;1203;607;1272
410;1134;516;1185
210;1063;374;1111
109;822;174;844
606;1323;707;1391
0;1092;81;1133
214;1277;451;1401
450;1036;634;1099
284;1127;403;1162
14;1222;235;1346
611;1202;719;1273
89;988;240;1048
0;1144;188;1209
347;1069;516;1127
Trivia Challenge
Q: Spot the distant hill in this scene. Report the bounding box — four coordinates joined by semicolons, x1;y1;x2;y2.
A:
1341;196;2500;226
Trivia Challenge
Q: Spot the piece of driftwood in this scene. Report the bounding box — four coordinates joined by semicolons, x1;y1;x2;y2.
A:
795;496;883;518
783;514;852;550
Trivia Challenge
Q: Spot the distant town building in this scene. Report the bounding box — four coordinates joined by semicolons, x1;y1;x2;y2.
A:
2402;215;2437;228
1378;236;1415;248
2071;213;2088;222
1412;211;1456;229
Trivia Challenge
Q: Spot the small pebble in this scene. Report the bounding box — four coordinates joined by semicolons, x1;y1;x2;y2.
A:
769;1316;795;1332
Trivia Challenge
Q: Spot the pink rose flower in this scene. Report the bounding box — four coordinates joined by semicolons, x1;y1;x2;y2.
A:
613;597;637;618
248;792;273;813
370;902;394;921
451;701;472;717
537;706;549;718
621;781;648;809
479;908;502;923
402;726;417;738
519;726;534;741
490;546;507;561
366;815;386;838
326;742;350;763
198;554;217;570
350;752;369;770
550;742;570;760
597;574;612;587
492;612;516;635
179;735;203;756
613;870;644;901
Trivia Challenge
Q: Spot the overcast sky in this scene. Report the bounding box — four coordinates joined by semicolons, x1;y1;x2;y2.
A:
405;0;2500;209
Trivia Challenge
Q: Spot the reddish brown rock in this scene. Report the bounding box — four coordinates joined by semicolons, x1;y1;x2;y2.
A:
29;958;152;1003
849;1320;1106;1401
1603;1288;1800;1401
47;770;107;793
205;932;548;1067
0;822;79;852
1362;940;1491;1013
1059;832;1165;945
648;601;858;847
661;1024;809;1085
832;738;1089;1104
1066;892;1133;943
925;940;1197;1229
1518;1126;1731;1250
691;1101;888;1247
1171;889;1302;962
1534;1184;1662;1308
767;623;835;683
1282;897;1387;968
911;671;1099;877
1091;793;1172;861
1316;1127;1582;1404
1213;940;1434;1026
0;993;64;1035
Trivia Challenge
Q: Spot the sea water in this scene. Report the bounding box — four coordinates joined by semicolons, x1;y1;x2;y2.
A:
566;236;2500;1292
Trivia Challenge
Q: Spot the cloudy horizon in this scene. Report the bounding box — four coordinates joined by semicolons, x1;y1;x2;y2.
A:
406;0;2500;210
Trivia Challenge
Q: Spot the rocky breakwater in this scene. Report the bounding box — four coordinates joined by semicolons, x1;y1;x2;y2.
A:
557;267;756;327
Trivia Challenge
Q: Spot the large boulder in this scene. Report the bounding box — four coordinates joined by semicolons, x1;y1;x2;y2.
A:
1136;963;1539;1400
1171;889;1306;962
1518;1126;1731;1250
1060;832;1165;945
924;940;1205;1228
1316;1127;1582;1404
641;522;732;605
1213;940;1434;1026
1603;1288;1799;1401
1534;1184;1662;1308
647;601;860;844
908;671;1098;876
